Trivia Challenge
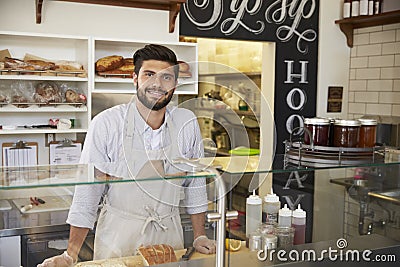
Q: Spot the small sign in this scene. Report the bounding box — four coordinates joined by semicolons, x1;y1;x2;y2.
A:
327;86;343;113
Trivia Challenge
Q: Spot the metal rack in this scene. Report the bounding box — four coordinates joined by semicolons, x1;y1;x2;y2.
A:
284;140;386;168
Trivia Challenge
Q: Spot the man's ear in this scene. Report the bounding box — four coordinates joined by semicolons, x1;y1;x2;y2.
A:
133;73;138;85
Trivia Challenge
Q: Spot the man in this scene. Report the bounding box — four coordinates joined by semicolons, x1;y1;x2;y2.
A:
39;44;215;266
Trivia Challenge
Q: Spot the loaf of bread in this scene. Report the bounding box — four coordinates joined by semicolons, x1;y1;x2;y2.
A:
25;60;56;70
138;244;177;266
4;57;56;71
55;60;84;71
65;89;87;104
178;60;192;78
95;55;124;72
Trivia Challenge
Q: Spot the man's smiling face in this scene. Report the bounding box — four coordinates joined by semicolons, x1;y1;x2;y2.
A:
135;60;176;111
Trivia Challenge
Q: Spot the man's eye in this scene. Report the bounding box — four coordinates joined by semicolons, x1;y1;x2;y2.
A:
163;75;173;81
145;72;154;77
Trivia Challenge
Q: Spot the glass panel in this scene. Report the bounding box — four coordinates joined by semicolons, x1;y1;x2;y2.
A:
226;160;400;266
0;162;215;190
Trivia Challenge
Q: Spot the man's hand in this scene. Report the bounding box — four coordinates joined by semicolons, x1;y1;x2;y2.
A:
193;235;216;254
37;251;75;267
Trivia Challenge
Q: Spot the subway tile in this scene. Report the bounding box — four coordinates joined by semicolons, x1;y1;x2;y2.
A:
351;57;368;68
394;80;400;91
350;69;356;79
354;33;370;45
398;29;400;42
348;92;355;102
349;102;366;114
379;92;400;104
381;67;400;79
367;80;393;91
366;104;392;115
351;47;357;58
349;80;367;91
395;55;400;66
368;55;395;67
357;44;382;56
354;29;360;35
356;68;381;79
383;23;400;31
355;92;379;103
382;42;400;54
392;105;400;116
358;26;383;34
370;30;396;44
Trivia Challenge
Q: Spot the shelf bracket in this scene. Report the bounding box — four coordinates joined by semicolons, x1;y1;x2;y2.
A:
338;23;354;48
36;0;44;24
169;3;181;33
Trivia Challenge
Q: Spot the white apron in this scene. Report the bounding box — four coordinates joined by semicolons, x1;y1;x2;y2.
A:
93;99;185;260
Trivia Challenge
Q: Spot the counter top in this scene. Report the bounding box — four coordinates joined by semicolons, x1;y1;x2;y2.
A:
0;204;70;237
75;234;400;267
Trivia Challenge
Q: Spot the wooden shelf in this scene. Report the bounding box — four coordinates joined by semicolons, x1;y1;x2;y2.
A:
335;10;400;48
36;0;186;33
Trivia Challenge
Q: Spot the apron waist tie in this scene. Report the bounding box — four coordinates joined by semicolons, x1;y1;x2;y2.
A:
103;203;178;235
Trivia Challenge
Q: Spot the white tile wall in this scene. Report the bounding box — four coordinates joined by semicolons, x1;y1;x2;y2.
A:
367;80;393;91
357;44;382;56
356;68;381;79
379;92;400;104
366;103;392;115
355;92;379;103
394;80;400;91
351;57;368;68
370;30;396;44
348;24;400;118
368;55;394;67
349;80;367;91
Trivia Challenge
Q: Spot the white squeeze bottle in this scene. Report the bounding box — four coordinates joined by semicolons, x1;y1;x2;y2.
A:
246;190;262;238
292;204;306;245
278;204;292;227
262;189;281;224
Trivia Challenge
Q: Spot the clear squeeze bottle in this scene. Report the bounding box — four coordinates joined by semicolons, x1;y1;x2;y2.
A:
246;190;262;238
262;189;280;224
292;204;306;245
278;204;292;227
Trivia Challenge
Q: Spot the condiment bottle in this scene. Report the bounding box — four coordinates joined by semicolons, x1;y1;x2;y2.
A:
352;0;360;17
343;0;352;18
246;190;262;238
263;189;281;224
278;204;292;227
292;204;306;245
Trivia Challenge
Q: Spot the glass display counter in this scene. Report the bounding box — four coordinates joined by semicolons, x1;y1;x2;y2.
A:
1;154;400;267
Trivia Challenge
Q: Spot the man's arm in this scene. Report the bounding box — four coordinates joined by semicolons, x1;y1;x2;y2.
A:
67;226;90;262
191;212;206;240
191;212;216;254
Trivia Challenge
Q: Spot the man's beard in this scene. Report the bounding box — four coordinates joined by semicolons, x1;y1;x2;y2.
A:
137;83;174;111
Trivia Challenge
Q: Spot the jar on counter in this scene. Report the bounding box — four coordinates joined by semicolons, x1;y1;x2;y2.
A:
304;118;330;146
333;120;361;147
358;119;377;148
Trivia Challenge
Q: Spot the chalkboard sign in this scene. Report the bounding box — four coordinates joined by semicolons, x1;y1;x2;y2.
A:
180;0;319;164
180;0;320;243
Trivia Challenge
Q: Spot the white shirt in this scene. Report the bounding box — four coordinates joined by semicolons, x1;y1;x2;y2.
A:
67;103;207;229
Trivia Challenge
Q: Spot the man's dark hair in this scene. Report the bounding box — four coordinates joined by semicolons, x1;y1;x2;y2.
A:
133;44;179;80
